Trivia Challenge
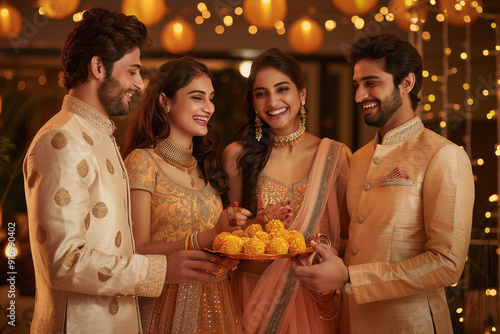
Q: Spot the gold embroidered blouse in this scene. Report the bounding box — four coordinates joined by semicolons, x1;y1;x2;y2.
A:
256;174;308;225
125;149;223;243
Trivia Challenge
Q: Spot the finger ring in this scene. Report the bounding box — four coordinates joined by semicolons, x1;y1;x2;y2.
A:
263;211;274;223
228;207;235;215
229;219;238;226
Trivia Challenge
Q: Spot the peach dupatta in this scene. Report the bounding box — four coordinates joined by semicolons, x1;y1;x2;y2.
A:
241;139;345;334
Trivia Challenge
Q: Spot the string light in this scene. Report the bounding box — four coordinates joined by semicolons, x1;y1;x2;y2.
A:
197;2;207;12
483;49;490;56
423;70;429;77
456;308;463;314
195;16;204;24
428;94;436;102
440;121;447;128
354;17;365;29
215;25;224;34
325;20;336;31
460;52;468;59
248;25;258;34
235;7;243;15
223;15;233;26
374;13;384;22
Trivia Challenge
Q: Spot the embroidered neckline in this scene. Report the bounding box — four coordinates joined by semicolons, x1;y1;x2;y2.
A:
379;116;424;145
62;95;115;135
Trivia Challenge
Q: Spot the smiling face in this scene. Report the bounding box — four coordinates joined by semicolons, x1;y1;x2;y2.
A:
97;47;144;117
353;58;403;131
252;67;305;135
164;73;215;146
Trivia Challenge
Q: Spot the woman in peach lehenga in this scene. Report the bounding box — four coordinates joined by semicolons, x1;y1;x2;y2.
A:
122;57;249;333
222;48;350;333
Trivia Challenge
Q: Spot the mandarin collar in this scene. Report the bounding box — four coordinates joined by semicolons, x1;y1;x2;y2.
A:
374;116;425;146
62;95;115;135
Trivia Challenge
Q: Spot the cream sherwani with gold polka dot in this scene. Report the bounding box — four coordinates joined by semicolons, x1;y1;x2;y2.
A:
24;95;166;333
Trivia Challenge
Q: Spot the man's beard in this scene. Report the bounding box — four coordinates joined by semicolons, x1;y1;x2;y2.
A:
364;87;402;128
97;75;130;117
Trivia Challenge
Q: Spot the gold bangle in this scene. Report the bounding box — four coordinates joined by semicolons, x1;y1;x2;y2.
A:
192;232;200;250
185;233;192;250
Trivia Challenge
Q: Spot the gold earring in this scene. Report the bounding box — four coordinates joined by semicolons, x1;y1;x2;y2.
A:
299;100;306;119
164;105;170;114
298;100;307;128
255;114;263;142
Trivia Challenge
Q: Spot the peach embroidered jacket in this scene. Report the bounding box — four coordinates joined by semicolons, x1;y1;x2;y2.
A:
344;116;474;334
23;95;166;333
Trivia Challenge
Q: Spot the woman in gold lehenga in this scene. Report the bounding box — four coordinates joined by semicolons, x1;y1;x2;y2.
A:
122;57;249;333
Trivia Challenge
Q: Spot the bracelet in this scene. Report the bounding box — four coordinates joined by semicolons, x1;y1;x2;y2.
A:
185;233;192;250
192;232;201;250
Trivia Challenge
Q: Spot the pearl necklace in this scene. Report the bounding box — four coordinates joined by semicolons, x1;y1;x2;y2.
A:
272;120;306;147
154;139;197;187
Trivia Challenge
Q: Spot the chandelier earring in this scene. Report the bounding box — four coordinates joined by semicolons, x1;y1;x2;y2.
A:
164;105;170;114
255;114;263;142
298;100;307;128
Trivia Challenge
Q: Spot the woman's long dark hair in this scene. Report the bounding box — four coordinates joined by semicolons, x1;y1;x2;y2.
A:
122;57;228;194
234;48;306;214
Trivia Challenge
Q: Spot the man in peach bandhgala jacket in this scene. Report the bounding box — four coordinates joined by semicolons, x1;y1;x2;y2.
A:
293;34;474;333
23;8;221;333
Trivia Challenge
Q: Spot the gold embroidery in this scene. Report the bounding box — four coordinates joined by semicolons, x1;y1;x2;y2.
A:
136;255;166;297
54;187;71;206
51;132;68;150
63;249;79;268
37;318;45;334
84;213;90;230
77;159;89;178
62;95;114;135
106;158;115;175
125;149;222;244
27;171;41;189
381;116;424;145
108;297;119;315
115;231;122;248
92;201;108;218
98;267;113;282
257;174;308;224
82;132;94;146
35;225;47;244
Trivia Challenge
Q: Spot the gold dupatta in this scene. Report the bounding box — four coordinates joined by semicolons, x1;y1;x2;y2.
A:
241;139;343;334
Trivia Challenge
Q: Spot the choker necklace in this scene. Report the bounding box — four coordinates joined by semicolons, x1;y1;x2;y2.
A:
154;139;197;187
272;119;306;147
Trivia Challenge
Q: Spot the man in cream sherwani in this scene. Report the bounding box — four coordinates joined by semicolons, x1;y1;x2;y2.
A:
293;34;474;333
23;8;220;333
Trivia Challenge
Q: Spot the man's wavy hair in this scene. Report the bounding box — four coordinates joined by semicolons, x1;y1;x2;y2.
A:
61;7;149;89
349;33;422;110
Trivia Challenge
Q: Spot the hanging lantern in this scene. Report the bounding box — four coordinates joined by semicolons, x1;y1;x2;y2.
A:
121;0;167;27
287;16;324;55
161;16;195;54
389;0;427;31
0;4;22;39
243;0;287;30
39;0;81;19
331;0;379;15
440;0;482;26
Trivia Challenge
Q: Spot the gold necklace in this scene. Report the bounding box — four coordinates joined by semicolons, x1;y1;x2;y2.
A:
272;119;306;147
154;138;198;187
